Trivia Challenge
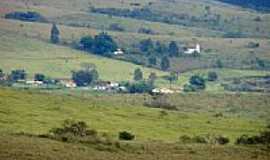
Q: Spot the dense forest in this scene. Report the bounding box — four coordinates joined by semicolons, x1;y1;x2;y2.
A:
217;0;270;11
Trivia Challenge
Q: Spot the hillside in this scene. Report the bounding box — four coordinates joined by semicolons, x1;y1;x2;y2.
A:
0;31;166;81
1;0;270;73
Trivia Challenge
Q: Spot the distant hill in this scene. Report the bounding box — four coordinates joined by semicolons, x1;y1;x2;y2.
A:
216;0;270;11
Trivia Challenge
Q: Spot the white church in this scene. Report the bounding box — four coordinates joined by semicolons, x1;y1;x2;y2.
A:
184;43;201;55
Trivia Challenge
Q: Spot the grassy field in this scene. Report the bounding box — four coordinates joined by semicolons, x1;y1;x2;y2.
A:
0;87;269;159
0;87;269;141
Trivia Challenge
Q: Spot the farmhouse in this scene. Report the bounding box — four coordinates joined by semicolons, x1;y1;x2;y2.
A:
26;80;43;86
184;43;201;55
58;79;77;88
152;88;175;94
113;48;124;55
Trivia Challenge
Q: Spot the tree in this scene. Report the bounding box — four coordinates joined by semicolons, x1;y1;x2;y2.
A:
50;23;60;44
208;71;218;81
0;69;4;79
134;68;143;81
189;75;206;90
8;69;26;82
168;72;178;84
139;38;154;52
148;72;157;85
148;56;157;66
79;36;94;51
168;41;179;57
72;69;99;86
34;73;45;81
161;57;170;71
93;32;118;55
155;41;167;55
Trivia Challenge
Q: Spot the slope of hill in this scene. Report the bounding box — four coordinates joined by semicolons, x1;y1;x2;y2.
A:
0;31;166;81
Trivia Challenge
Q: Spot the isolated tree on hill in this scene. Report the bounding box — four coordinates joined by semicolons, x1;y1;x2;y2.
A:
134;68;143;81
50;23;60;44
161;56;170;71
168;41;179;57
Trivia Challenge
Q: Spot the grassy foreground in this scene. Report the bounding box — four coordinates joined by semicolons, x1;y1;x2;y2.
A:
0;87;268;141
0;134;269;160
0;87;270;159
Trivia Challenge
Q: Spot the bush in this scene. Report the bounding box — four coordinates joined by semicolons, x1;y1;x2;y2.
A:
179;135;193;143
109;23;125;32
193;135;208;144
34;73;46;81
145;95;177;110
247;42;260;48
186;75;206;91
119;131;135;141
138;27;155;35
208;71;218;81
215;135;230;145
236;131;270;145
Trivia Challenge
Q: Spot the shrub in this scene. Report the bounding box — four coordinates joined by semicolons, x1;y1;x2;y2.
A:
215;135;230;145
34;73;46;81
138;27;155;35
119;131;135;141
179;135;193;143
247;42;260;48
188;75;206;91
145;95;177;110
236;131;270;145
193;135;208;144
208;71;218;81
109;23;125;32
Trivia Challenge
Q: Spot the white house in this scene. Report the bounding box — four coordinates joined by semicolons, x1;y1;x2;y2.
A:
184;43;201;55
152;88;175;94
113;48;124;55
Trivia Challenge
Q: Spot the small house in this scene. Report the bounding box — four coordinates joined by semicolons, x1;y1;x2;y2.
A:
113;48;124;55
184;43;201;55
58;79;77;88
